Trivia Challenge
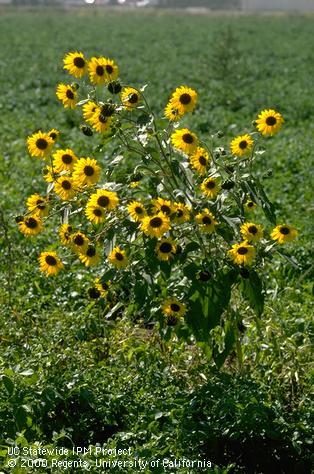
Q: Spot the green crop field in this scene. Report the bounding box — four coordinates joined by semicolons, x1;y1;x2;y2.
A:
0;8;313;473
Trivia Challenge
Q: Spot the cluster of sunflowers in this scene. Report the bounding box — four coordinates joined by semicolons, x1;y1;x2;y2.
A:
18;50;298;334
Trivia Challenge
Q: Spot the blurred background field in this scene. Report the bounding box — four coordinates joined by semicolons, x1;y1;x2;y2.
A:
0;7;313;473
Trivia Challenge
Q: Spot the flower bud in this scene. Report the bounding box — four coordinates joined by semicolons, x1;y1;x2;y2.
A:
80;125;93;136
108;81;122;94
221;180;235;190
88;287;101;299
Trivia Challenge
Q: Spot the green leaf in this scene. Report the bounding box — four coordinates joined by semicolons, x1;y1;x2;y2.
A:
240;270;264;316
213;320;236;368
1;375;14;396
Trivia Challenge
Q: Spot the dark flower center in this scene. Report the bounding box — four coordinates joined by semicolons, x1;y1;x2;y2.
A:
36;199;46;210
248;225;258;235
128;93;139;104
93;208;102;217
176;210;184;218
199;156;207;166
160;205;171;215
45;255;57;266
74;235;84;246
99;114;108;124
105;64;113;74
66;89;74;100
182;133;194;144
206;180;216;189
202;216;212;225
247;201;254;208
179;93;191;105
36;138;48;150
239;140;248;149
49;132;57;140
88;287;100;299
150;217;162;228
86;246;96;257
198;270;211;282
266;116;277;126
115;252;124;261
73;56;85;68
237;247;248;255
97;196;109;207
135;206;143;214
61;180;71;190
102;282;109;291
96;65;104;76
280;226;290;235
159;242;172;253
26;217;38;228
62;154;73;164
84;165;94;176
170;303;180;312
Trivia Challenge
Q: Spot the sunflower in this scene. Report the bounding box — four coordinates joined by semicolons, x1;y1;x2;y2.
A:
59;223;74;246
88;57;119;85
19;216;43;236
85;204;106;224
39;251;63;276
121;87;141;110
171;202;190;224
54;176;78;201
240;222;263;242
171;128;198;155
244;200;257;212
52;148;77;173
90;110;113;133
156;238;177;262
228;241;256;266
48;128;60;141
164;100;184;121
189;147;210;175
127;201;147;222
63;51;87;78
79;244;101;267
82;101;99;124
141;212;170;238
26;194;49;217
88;189;119;211
56;83;77;109
255;109;284;136
152;197;173;216
200;177;221;199
162;298;186;318
95;278;110;297
108;246;128;269
230;134;254;157
270;225;298;244
27;131;54;159
71;231;89;253
195;209;217;234
170;86;197;114
72;157;101;187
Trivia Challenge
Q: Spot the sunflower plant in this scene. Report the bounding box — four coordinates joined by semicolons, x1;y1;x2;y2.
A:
19;50;298;368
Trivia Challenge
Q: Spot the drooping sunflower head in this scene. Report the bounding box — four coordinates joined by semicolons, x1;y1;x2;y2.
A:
39;251;63;276
171;128;198;155
52;148;77;172
19;216;43;236
195;209;217;234
27;131;54;159
152;197;173;217
228;241;256;266
56;83;77;109
54;176;78;201
270;224;298;244
240;222;263;242
88;57;119;85
63;51;87;78
164;99;184;122
72;157;101;187
48;128;60;142
189;147;210;175
79;244;101;267
171;202;190;224
162;298;186;318
155;238;177;262
26;193;49;217
82;101;99;124
85;204;106;224
170;85;197;114
59;224;74;246
141;212;171;238
43;165;55;183
95;278;111;297
127;201;147;222
255;109;284;136
200;177;221;199
230;133;254;157
121;87;141;110
108;246;128;269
